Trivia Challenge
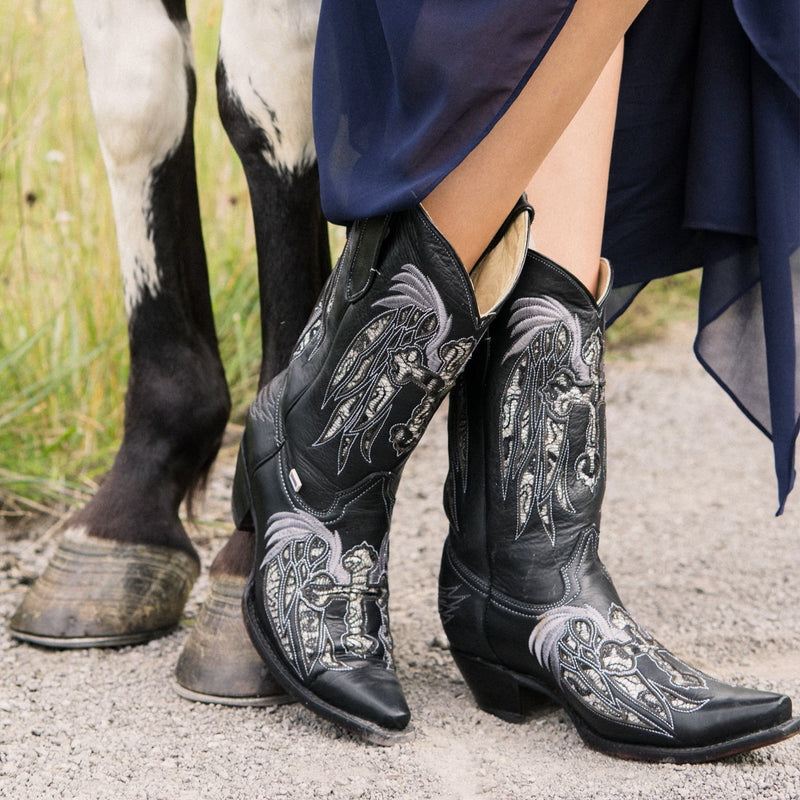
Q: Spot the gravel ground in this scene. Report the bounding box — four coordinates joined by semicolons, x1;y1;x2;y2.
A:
1;319;798;800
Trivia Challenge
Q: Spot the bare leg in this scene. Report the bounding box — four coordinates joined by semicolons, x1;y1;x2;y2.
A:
525;42;623;296
422;0;647;273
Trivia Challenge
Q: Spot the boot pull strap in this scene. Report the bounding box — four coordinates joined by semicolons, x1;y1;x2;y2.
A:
346;214;393;302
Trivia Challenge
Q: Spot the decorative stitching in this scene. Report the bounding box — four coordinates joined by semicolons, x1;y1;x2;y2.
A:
261;509;393;678
276;446;390;522
529;603;709;737
445;529;600;617
497;296;604;543
314;262;475;472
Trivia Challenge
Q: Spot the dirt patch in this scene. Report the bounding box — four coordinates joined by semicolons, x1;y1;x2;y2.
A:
1;321;798;799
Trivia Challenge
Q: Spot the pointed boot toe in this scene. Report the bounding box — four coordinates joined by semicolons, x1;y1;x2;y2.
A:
573;681;800;762
672;682;797;751
311;666;411;733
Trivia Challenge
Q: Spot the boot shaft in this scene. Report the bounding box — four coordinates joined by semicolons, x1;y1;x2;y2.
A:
238;201;531;592
444;251;613;607
275;203;531;509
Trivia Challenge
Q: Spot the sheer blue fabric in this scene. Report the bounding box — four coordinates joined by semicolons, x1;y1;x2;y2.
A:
604;0;800;512
312;0;800;511
313;0;576;222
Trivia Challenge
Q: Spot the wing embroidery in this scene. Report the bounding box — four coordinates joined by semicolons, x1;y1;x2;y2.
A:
261;510;392;677
315;263;473;472
499;297;604;542
292;263;342;363
529;603;708;736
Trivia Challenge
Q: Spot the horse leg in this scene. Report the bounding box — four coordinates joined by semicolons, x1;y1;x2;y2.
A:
10;0;230;646
174;0;330;703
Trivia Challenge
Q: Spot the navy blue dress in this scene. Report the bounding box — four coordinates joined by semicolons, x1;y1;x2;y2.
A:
312;0;800;511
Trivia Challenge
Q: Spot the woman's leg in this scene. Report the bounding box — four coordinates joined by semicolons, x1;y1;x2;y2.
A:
422;0;646;273
525;42;624;296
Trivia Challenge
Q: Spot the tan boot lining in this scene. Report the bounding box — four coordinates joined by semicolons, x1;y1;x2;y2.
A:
470;212;530;317
596;257;612;305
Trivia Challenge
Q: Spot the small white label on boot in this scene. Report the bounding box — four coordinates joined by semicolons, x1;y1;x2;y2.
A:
289;468;303;492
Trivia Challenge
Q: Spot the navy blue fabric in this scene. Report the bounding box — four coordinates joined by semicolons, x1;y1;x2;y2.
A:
604;0;800;512
312;0;800;510
313;0;575;223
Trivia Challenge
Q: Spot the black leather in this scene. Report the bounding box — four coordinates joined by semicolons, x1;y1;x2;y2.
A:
234;202;532;742
439;250;799;761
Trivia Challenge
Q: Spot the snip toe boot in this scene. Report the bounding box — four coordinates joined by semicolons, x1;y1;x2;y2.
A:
233;201;532;744
439;250;800;762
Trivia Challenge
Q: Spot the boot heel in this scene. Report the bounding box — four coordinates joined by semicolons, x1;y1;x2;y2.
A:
231;446;255;532
451;650;541;724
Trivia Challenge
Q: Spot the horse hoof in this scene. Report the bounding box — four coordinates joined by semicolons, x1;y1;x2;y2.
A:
174;574;291;707
9;528;199;648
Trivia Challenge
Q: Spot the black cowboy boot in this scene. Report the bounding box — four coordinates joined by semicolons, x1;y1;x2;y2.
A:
233;201;532;743
439;251;800;762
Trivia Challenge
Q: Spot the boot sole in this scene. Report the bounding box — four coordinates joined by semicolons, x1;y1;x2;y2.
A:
451;649;800;763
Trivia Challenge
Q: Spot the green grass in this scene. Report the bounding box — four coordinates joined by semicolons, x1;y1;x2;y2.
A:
0;1;699;518
0;1;264;516
607;269;701;353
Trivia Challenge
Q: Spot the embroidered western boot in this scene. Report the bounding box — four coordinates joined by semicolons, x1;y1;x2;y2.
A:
439;250;800;762
233;201;532;744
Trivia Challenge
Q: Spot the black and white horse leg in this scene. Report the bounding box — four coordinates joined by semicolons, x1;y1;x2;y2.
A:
11;1;230;647
174;0;329;704
213;0;329;575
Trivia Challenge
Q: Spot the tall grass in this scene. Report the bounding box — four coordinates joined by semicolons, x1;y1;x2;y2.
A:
0;2;699;518
0;1;265;516
607;270;701;351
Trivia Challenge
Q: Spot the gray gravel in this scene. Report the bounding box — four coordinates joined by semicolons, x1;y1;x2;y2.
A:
1;319;799;799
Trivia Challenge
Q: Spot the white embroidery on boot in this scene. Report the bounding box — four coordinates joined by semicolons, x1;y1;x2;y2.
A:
529;603;708;736
315;263;475;471
499;297;604;543
261;510;393;678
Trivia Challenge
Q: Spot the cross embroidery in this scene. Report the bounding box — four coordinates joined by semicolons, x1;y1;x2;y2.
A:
302;544;382;657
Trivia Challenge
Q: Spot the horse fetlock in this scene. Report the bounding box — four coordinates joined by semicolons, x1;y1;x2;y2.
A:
208;528;255;580
67;459;200;558
126;341;230;482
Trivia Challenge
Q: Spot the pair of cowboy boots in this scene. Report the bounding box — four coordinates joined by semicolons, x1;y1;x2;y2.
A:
232;204;798;757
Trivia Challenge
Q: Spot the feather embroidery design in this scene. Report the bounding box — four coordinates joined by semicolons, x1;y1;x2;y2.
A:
529;604;708;736
315;263;474;472
292;263;341;363
261;510;392;678
499;297;604;542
